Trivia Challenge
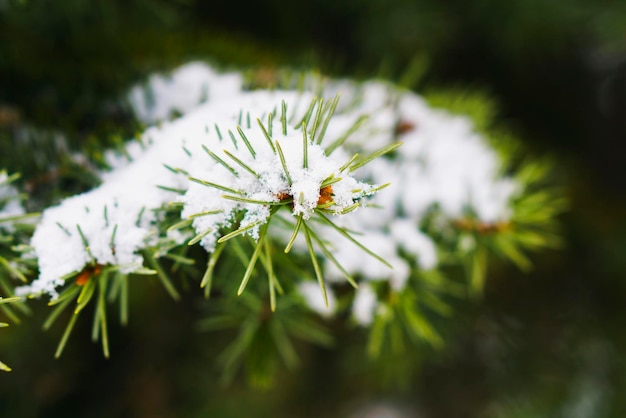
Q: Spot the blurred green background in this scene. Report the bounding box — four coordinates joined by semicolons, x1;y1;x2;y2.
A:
1;0;626;416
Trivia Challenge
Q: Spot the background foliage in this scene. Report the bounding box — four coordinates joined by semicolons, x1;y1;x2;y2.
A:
1;0;626;416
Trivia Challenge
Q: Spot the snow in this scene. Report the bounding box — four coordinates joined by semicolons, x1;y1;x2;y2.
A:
298;281;336;317
389;219;438;270
128;62;243;124
352;283;377;326
18;62;520;309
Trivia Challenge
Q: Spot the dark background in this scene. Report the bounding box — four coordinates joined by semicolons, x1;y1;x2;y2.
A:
1;0;626;416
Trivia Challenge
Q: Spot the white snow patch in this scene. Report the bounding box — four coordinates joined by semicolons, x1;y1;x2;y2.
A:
18;62;520;305
298;281;336;317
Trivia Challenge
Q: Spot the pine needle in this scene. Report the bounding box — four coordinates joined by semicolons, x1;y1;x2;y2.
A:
302;223;328;307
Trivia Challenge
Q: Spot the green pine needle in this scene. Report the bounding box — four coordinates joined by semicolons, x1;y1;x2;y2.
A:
302;122;309;169
217;220;264;244
236;222;271;295
274;141;293;185
349;142;402;172
316;94;340;145
156;185;187;194
187;209;223;219
228;130;239;150
166;218;193;233
316;212;393;269
47;283;81;307
268;112;274;137
188;176;243;195
367;182;391;195
202;145;239;177
188;228;213;246
221;195;292;206
0;304;20;324
325;114;369;155
109;224;118;253
302;223;328;307
320;175;342;189
75;224;94;262
261;244;278;311
163;253;195;265
162;163;189;176
97;277;110;358
237;126;256;158
0;256;27;283
309;98;324;141
119;274;129;325
135;207;146;227
214;124;223;141
258;243;284;297
237;238;265;296
0;296;20;305
200;242;226;297
281;100;288;135
223;150;261;179
284;216;303;254
306;225;358;289
56;222;72;236
0;212;40;224
75;275;98;314
0;360;10;372
143;251;180;301
55;312;79;359
256;118;276;153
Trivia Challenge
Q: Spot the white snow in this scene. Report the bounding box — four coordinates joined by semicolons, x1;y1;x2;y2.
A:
18;62;520;309
352;283;377;326
298;281;336;317
179;108;377;252
128;61;243;124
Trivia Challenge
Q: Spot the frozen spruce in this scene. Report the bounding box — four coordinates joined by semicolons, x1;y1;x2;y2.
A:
179;99;386;252
15;62;555;366
19;88;396;302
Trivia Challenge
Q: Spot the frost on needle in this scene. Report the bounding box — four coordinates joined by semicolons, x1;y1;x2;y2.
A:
180;96;399;308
